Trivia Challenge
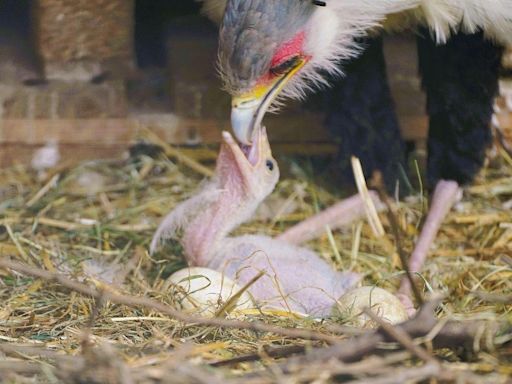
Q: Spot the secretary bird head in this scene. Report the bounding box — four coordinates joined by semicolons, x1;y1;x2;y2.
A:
212;0;419;143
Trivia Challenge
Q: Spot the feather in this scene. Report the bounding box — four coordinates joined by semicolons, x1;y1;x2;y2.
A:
197;0;227;24
278;0;421;101
453;0;512;45
394;0;512;45
280;0;512;102
150;181;222;254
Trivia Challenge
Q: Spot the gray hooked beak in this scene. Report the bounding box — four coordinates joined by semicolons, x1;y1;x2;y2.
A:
231;96;265;145
230;57;308;145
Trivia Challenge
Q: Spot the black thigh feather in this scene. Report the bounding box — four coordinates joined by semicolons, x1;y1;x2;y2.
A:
417;28;503;187
323;36;406;192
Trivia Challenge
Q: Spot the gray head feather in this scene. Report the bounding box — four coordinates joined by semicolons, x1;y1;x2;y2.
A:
219;0;314;94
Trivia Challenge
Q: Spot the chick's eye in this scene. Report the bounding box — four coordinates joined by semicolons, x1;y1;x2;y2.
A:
270;56;299;77
266;159;274;171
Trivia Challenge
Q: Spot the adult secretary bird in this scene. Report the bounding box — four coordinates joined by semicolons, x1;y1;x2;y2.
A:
151;127;359;317
199;0;512;303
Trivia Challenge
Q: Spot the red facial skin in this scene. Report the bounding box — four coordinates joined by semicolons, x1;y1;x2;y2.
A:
270;31;306;68
256;31;308;86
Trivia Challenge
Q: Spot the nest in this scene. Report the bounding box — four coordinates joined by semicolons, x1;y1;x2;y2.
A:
0;132;511;383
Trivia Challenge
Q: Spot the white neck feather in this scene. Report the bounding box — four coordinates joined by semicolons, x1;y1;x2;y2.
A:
279;0;511;102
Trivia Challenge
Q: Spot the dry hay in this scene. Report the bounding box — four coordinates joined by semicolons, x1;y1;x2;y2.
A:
0;133;511;383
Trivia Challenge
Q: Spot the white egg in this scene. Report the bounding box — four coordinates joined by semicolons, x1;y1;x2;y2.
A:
332;286;409;328
167;267;254;317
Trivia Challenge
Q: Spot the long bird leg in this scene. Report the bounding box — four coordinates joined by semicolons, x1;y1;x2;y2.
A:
396;28;504;312
277;191;384;245
397;180;462;312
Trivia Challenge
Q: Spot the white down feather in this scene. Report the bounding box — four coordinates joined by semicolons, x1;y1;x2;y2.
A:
199;0;512;45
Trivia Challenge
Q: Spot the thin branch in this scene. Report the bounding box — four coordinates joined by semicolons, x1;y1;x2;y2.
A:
0;344;69;361
344;362;442;384
362;307;436;364
215;270;264;317
210;345;308;367
81;289;107;353
0;361;44;375
371;172;424;306
142;127;214;177
270;299;506;372
472;291;512;303
0;257;340;344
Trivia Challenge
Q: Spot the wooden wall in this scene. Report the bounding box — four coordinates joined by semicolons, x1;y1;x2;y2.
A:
0;1;510;168
33;0;134;80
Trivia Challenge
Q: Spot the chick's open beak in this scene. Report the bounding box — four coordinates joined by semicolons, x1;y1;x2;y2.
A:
231;57;307;145
221;125;272;182
222;126;262;169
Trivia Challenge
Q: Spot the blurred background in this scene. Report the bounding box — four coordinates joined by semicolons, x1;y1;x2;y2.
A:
0;0;510;170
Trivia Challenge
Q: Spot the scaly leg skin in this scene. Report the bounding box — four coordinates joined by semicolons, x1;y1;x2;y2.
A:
276;191;384;246
397;180;462;315
402;28;502;315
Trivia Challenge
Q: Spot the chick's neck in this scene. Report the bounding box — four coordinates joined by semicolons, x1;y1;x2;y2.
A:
181;172;260;267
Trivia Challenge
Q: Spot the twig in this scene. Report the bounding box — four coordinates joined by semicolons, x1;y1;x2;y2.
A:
344;362;442;384
240;352;420;384
351;157;385;237
214;270;264;317
222;298;511;381
3;224;31;264
371;172;424;306
142;127;214;177
1;217;154;232
0;361;44;375
0;257;340;344
269;299;505;372
0;344;68;361
210;345;308;367
472;291;512;303
362;307;436;364
81;289;107;354
211;325;373;368
26;173;60;208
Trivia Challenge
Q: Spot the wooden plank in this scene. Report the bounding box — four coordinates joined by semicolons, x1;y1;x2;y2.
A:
0;114;427;146
0;112;331;146
0;143;126;168
0;114;459;168
5;106;512;168
0;142;339;169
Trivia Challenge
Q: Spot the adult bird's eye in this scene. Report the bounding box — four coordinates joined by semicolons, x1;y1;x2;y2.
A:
266;159;274;171
270;56;300;77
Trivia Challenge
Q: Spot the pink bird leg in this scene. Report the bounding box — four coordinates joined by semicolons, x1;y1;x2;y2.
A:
277;192;384;245
397;180;462;313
